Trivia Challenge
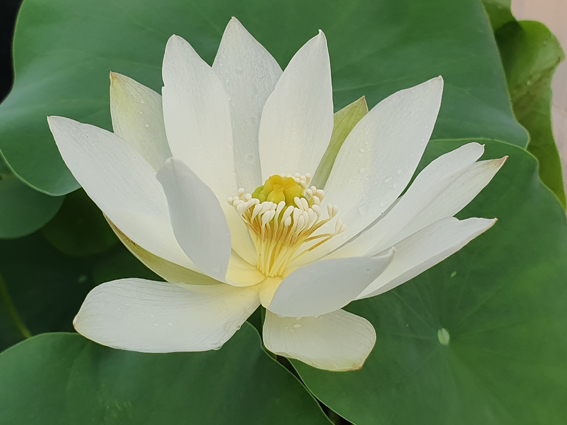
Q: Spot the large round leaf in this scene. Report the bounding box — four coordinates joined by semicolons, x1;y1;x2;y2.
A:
293;139;567;424
0;327;330;424
0;0;526;195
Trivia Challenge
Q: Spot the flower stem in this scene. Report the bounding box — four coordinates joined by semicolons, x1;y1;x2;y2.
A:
0;272;32;339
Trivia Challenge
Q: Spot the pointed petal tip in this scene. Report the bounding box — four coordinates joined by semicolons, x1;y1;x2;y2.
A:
224;16;250;37
490;155;509;169
228;16;242;26
109;71;129;83
46;115;70;128
166;34;185;46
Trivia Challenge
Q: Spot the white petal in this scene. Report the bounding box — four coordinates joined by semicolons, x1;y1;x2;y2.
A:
226;253;266;287
47;116;193;270
258;31;333;179
107;218;217;285
358;217;496;299
332;143;485;258
213;17;282;190
110;215;261;287
74;279;260;352
301;78;443;266
157;158;231;282
390;157;507;243
162;35;257;265
109;72;171;170
162;35;236;199
266;250;394;317
263;309;376;371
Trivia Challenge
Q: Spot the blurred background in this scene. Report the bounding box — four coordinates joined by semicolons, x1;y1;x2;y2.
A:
513;0;567;192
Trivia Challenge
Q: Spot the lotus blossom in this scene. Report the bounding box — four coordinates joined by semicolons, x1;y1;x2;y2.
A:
47;18;505;371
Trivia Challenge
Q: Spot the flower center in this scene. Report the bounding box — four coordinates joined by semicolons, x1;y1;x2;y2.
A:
228;173;346;278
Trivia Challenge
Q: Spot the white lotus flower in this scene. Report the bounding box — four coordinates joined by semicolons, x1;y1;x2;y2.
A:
47;18;505;371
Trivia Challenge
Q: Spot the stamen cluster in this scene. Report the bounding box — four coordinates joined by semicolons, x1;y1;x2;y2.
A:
228;173;346;277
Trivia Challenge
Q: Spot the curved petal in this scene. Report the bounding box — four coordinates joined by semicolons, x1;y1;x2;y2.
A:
300;78;443;266
109;72;171;170
389;157;507;244
213;17;282;190
266;249;394;317
162;35;236;199
331;143;485;258
259;31;333;179
74;279;260;353
263;309;376;371
107;217;214;285
358;217;496;299
226;253;266;287
157;158;232;282
47;116;193;270
111;215;262;288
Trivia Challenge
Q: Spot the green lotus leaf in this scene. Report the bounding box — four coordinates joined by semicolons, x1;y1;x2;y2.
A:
496;20;566;209
292;139;567;425
0;234;157;351
0;0;525;195
0;155;63;239
0;327;330;424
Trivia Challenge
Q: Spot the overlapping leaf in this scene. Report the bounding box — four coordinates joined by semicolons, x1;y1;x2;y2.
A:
0;0;525;195
293;140;567;425
0;327;330;425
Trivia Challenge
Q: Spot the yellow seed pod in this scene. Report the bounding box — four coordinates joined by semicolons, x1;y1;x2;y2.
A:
252;175;305;206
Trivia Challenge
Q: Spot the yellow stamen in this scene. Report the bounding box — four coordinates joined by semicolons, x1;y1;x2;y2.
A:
228;174;345;277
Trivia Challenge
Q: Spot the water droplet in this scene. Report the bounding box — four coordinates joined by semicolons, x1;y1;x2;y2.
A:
384;177;393;183
167;322;173;327
138;111;143;115
437;328;450;345
392;183;399;189
77;274;87;283
359;148;365;153
359;167;366;174
450;271;457;278
358;205;368;216
213;346;222;351
293;323;302;328
397;169;402;175
153;323;159;327
144;123;150;128
140;99;145;104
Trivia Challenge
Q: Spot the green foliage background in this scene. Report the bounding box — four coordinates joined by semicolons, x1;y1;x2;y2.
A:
0;0;566;423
